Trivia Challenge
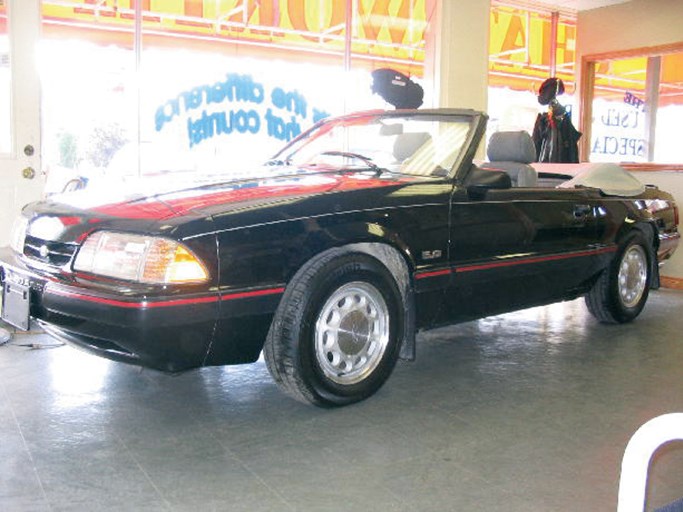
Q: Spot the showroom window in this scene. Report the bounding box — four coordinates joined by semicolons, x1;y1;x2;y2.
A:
583;48;683;164
0;1;11;155
487;2;577;136
490;2;683;166
39;0;431;191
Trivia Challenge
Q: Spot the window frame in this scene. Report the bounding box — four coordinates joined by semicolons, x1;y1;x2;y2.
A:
579;42;683;169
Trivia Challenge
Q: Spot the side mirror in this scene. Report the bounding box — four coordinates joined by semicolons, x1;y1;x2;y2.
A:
466;167;512;200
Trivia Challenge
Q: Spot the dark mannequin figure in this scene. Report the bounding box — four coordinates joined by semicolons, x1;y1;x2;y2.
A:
532;77;581;163
548;97;566;117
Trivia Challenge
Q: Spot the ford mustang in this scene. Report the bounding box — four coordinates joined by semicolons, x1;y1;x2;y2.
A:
0;109;679;406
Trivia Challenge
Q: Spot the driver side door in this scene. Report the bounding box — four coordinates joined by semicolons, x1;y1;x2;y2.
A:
441;181;606;323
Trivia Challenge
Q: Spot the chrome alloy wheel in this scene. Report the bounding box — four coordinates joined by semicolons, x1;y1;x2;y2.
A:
618;245;647;308
314;281;390;385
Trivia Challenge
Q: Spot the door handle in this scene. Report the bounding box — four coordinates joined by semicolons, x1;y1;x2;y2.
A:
22;167;36;180
573;204;592;219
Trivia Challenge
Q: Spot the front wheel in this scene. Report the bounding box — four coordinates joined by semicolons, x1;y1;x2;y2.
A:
585;232;651;324
264;249;404;407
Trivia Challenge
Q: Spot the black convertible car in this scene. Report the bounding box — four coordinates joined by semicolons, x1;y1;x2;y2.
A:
1;109;679;406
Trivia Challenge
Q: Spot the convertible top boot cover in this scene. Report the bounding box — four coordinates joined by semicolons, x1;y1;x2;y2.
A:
558;163;646;196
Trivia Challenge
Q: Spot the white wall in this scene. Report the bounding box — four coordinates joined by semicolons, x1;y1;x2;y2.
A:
576;0;683;57
430;0;490;112
423;0;490;160
576;0;683;285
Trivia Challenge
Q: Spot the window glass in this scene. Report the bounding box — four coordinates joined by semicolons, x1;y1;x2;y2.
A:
140;50;342;178
487;87;575;133
488;2;577;88
348;1;428;120
39;0;429;191
585;52;683;164
42;0;137;34
352;0;428;79
589;56;648;163
488;2;576;140
138;1;348;179
654;52;683;163
0;1;10;154
490;5;570;87
40;1;136;194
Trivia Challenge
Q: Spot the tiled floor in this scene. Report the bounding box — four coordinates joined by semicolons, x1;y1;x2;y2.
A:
1;290;682;511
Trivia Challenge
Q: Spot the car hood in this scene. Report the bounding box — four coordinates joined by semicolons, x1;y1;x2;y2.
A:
23;168;430;242
52;169;416;218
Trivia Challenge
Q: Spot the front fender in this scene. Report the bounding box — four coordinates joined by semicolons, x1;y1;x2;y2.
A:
285;219;416;281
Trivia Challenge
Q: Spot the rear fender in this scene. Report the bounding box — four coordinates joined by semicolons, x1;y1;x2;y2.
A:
618;222;660;290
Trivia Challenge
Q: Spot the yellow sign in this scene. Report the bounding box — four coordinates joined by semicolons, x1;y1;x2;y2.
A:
488;4;576;93
41;0;428;76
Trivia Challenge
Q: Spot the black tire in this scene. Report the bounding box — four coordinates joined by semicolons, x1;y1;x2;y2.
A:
585;231;652;324
264;249;404;407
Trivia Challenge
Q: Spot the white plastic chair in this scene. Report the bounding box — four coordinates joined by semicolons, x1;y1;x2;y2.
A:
618;413;683;512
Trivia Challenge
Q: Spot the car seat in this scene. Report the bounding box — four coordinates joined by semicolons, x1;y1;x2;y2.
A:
482;131;538;187
393;132;435;176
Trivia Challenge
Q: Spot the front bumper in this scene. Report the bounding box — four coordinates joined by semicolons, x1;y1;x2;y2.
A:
0;247;283;372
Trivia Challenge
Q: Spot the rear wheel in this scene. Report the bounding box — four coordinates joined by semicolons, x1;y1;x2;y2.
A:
585;232;651;324
264;249;403;407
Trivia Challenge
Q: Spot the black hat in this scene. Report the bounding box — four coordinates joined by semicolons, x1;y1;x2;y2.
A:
538;77;564;105
371;68;424;109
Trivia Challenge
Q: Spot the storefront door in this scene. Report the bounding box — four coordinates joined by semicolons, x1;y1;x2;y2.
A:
0;0;43;246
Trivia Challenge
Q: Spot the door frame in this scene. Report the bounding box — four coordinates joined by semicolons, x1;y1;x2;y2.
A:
0;0;43;246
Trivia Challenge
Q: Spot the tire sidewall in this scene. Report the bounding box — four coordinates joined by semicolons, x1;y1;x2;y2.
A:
297;254;403;405
608;231;651;322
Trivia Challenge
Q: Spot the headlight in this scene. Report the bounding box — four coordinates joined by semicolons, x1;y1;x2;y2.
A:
10;216;29;254
73;231;209;284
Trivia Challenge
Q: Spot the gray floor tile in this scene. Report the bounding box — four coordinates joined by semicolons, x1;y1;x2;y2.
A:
1;291;683;511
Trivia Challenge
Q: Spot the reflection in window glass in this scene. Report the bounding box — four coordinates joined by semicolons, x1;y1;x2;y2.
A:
489;4;576;90
39;42;137;194
138;2;348;179
39;0;429;192
0;2;10;154
139;49;347;178
488;2;577;150
487;87;576;142
589;56;648;163
588;52;683;164
351;0;427;78
654;52;683;164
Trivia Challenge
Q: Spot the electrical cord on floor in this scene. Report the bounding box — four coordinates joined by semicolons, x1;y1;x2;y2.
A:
9;340;65;350
0;327;11;347
0;326;64;350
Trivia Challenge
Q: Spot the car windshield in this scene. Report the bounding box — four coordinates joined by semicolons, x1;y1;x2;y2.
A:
271;111;477;178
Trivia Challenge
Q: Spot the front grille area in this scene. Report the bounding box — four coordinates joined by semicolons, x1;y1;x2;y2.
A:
23;235;78;267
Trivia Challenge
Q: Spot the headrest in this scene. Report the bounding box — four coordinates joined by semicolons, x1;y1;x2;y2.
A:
393;132;432;162
486;131;536;163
